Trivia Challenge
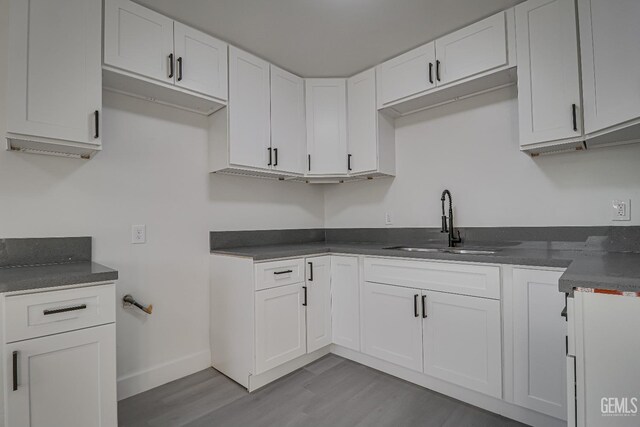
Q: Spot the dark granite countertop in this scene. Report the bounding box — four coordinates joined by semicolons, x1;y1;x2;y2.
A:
210;229;640;294
0;261;119;294
210;241;583;268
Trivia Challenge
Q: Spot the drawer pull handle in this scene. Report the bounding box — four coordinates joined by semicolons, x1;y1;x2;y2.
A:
273;270;293;275
43;304;87;316
12;351;18;391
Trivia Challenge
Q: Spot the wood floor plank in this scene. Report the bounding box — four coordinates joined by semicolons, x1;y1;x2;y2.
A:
118;355;529;427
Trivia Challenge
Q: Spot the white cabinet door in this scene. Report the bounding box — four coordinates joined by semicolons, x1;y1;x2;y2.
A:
331;256;360;351
305;79;348;175
228;47;272;170
5;324;117;427
103;0;174;84
361;282;423;372
270;66;306;175
174;22;228;100
516;0;582;146
255;283;306;374
579;0;640;134
7;0;102;144
306;256;332;353
347;69;378;174
423;291;502;398
512;268;567;419
376;42;436;107
435;12;508;86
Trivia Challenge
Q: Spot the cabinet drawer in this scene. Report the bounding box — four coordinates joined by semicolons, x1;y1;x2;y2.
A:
4;283;116;343
364;257;500;299
255;259;305;291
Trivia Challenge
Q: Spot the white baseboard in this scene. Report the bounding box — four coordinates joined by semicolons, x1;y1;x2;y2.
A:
117;349;212;400
248;346;330;392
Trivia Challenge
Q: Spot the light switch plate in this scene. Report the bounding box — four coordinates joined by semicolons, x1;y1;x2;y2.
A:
612;199;630;221
385;212;393;225
131;224;146;243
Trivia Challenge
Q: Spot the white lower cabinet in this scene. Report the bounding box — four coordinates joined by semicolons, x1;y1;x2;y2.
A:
2;284;117;427
254;283;307;374
306;256;332;353
330;256;360;351
6;324;117;427
422;290;502;398
512;268;567;420
361;282;423;372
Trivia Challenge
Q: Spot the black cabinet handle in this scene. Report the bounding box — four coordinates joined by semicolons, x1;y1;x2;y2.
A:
168;53;174;79
429;62;434;84
273;269;292;275
274;148;278;166
308;262;313;281
12;351;18;391
43;304;87;316
302;286;307;306
422;295;428;318
267;147;272;166
94;110;99;139
308;154;311;171
348;154;352;171
414;294;419;317
572;104;578;132
177;57;183;81
436;60;441;82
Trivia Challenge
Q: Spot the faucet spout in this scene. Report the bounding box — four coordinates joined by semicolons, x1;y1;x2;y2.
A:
440;189;462;247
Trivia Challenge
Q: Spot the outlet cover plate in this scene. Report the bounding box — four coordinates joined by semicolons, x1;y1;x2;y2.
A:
612;199;631;221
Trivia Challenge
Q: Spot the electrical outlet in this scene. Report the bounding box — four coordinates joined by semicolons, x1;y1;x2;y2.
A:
612;200;631;221
131;224;146;244
385;212;393;225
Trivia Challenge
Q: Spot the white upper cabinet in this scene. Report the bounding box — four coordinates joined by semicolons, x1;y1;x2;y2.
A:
228;47;272;170
174;23;228;100
103;0;227;115
512;268;567;420
516;0;582;150
376;43;436;108
104;0;174;83
270;66;306;175
435;12;508;85
347;69;380;175
7;0;102;158
578;0;640;136
305;256;332;353
305;79;348;175
422;291;502;398
331;256;360;352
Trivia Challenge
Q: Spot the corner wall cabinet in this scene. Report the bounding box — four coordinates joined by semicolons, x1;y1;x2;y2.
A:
6;0;102;158
2;283;117;427
103;0;227;115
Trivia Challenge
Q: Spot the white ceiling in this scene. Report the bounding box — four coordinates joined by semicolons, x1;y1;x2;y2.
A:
136;0;524;77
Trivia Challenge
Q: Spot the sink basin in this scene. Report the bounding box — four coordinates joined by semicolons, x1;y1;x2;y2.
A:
383;246;441;253
441;249;496;255
384;246;497;255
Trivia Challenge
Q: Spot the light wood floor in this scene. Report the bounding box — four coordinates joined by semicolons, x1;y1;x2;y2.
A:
118;354;527;427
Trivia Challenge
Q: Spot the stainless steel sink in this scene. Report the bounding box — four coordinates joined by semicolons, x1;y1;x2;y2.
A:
384;246;496;255
441;249;496;255
383;246;441;253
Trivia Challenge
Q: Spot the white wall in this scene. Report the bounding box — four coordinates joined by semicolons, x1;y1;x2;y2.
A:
325;86;640;227
0;0;324;397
